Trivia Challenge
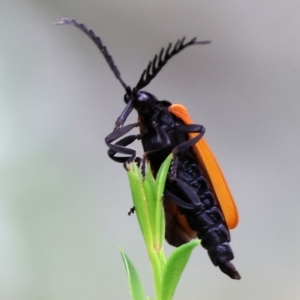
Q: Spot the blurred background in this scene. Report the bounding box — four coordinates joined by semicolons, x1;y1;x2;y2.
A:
1;1;300;299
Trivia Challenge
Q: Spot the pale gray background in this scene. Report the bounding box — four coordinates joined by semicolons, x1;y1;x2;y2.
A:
1;1;300;299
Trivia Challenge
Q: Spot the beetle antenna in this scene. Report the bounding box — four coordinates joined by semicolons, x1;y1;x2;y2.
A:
56;18;128;90
135;37;210;91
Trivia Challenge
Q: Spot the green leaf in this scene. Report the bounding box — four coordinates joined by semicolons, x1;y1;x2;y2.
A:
155;154;173;202
127;166;153;247
144;163;157;194
161;240;200;300
142;174;156;238
155;154;173;249
120;249;146;300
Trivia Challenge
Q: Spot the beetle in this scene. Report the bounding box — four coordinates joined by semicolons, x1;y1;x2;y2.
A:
57;18;240;279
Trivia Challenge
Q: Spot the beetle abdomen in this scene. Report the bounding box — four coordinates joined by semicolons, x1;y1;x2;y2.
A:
169;154;241;279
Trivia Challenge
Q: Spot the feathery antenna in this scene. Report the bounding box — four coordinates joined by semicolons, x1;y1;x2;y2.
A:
56;18;128;90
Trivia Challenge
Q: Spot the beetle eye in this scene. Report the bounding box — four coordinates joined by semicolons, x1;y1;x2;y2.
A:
124;93;130;103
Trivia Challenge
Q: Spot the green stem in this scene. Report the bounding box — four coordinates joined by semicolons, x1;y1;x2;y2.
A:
148;248;163;300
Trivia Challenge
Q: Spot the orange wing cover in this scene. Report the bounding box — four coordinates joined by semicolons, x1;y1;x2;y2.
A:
168;104;238;229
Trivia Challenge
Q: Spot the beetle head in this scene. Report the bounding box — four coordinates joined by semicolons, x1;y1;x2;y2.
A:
116;89;158;129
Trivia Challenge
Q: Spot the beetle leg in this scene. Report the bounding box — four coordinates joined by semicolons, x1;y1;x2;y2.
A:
164;189;194;210
107;134;139;164
105;122;140;144
141;123;205;178
105;123;142;216
140;121;173;176
173;124;205;154
171;124;205;179
165;177;203;210
153;120;172;145
105;122;142;166
143;121;173;160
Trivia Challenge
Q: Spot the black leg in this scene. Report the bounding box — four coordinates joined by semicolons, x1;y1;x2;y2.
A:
141;123;205;178
165;177;203;210
105;123;141;215
172;124;205;155
105;122;141;164
171;124;205;179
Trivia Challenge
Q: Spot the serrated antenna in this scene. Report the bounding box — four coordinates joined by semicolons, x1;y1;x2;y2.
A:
56;18;128;90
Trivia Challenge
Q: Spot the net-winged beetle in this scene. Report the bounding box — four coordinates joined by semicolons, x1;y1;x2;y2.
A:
57;18;240;280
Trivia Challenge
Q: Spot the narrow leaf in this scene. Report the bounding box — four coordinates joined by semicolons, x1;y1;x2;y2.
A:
155;154;173;248
127;166;153;246
156;154;173;200
120;249;146;300
145;163;157;194
142;179;156;238
161;240;200;300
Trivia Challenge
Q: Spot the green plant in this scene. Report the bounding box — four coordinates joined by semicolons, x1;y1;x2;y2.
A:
121;154;200;300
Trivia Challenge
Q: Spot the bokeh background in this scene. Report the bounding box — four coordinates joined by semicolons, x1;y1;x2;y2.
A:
1;1;300;299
